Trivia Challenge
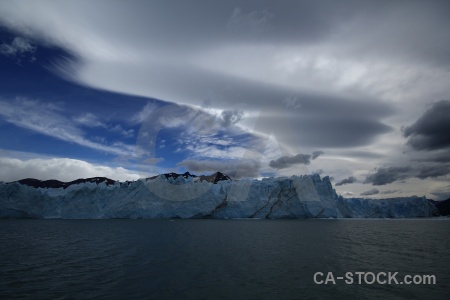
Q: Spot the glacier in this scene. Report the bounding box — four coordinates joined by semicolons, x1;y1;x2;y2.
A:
0;173;438;219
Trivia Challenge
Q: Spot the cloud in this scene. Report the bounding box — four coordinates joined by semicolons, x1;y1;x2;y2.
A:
109;124;134;138
312;169;324;175
311;151;324;160
269;151;324;169
283;96;302;110
177;159;260;178
360;188;379;196
342;191;354;196
0;1;400;152
364;166;412;185
74;113;134;137
380;189;399;195
269;153;311;169
220;109;243;127
412;151;450;163
135;102;268;165
430;185;450;201
335;176;357;186
0;97;133;156
1;0;450;186
415;164;450;180
364;164;450;185
143;157;164;165
403;100;450;151
73;112;106;128
130;102;160;125
0;157;142;182
227;7;273;35
0;36;36;57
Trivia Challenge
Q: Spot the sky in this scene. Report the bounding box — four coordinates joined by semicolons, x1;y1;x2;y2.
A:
0;0;449;200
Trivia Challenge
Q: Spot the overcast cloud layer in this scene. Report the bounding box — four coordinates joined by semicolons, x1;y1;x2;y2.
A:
0;0;449;199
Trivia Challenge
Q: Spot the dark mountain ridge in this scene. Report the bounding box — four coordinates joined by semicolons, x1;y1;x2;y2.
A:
428;198;450;216
9;172;232;189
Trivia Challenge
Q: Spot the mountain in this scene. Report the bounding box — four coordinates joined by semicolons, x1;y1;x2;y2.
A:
0;173;438;219
17;177;116;189
429;198;450;216
148;172;231;184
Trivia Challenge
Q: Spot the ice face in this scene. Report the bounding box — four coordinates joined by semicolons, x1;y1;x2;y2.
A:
0;174;438;219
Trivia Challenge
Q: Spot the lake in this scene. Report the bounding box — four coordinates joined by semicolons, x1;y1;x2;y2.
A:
0;219;449;299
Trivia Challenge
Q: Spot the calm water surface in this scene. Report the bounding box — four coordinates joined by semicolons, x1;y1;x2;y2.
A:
0;219;449;299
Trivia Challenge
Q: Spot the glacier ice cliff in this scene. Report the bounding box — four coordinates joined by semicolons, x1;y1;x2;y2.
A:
0;173;438;219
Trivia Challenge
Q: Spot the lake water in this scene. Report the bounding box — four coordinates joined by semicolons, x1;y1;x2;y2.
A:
0;219;449;299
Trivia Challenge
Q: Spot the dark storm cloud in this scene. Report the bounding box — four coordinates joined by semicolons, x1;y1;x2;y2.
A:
360;188;379;196
177;159;260;179
336;176;357;186
412;151;450;163
364;166;413;185
403;100;450;151
311;151;324;160
415;164;450;180
364;164;450;185
269;154;311;169
269;113;393;148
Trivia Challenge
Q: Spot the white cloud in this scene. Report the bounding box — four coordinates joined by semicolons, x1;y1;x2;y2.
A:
0;157;143;182
74;113;134;138
0;97;133;155
73;112;106;128
0;36;36;57
130;101;159;125
109;124;134;138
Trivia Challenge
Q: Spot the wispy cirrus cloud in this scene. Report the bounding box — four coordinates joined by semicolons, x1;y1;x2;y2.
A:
74;113;134;138
130;101;160;125
73;112;107;128
0;36;36;62
0;97;133;155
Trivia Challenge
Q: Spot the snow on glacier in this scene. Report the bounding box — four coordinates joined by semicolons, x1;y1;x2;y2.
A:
0;174;438;219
